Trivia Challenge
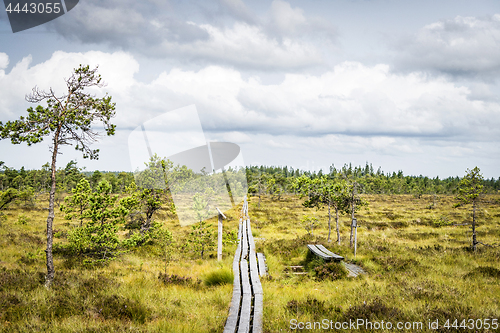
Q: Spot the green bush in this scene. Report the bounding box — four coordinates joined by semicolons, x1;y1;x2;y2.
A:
203;268;233;286
158;273;195;286
17;214;29;225
314;261;348;281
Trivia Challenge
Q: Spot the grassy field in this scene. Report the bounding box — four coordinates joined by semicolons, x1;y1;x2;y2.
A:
0;194;241;333
251;194;500;332
1;193;499;332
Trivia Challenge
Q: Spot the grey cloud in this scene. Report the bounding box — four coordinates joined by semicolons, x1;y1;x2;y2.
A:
265;0;337;40
394;14;500;78
217;0;256;24
44;0;329;71
47;0;209;46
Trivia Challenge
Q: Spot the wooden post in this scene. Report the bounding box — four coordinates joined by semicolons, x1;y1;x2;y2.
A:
216;207;226;261
349;183;356;248
353;218;358;258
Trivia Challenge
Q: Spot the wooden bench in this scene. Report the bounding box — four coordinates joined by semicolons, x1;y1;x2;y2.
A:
307;244;344;262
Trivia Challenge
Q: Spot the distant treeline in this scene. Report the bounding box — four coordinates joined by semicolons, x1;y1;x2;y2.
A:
245;163;500;196
0;160;135;194
1;160;499;196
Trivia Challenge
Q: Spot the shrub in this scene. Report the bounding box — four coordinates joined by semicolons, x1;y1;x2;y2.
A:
301;215;320;236
223;229;238;245
0;268;44;292
343;298;402;321
189;220;215;259
286;297;341;318
17;214;29;225
94;294;151;323
463;266;500;279
203;268;233;287
313;262;348;281
158;273;195;286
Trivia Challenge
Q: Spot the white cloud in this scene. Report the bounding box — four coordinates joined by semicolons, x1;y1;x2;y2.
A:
1;51;499;177
170;22;324;69
4;51;493;141
0;53;8;70
270;0;306;34
395;14;500;76
0;51;139;119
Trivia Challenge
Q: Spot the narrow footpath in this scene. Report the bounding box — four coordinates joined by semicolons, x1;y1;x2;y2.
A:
223;197;264;333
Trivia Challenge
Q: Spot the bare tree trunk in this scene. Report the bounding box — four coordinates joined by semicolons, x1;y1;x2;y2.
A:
472;198;477;251
336;206;340;245
349;184;356;248
258;184;261;208
140;210;153;235
327;201;331;242
45;130;59;288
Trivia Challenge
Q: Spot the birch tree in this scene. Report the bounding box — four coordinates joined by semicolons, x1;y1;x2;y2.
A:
295;175;349;243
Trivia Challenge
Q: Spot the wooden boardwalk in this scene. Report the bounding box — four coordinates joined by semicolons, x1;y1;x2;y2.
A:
344;262;366;277
224;198;264;333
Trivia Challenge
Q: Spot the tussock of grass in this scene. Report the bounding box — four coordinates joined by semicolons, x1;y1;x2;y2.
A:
203;268;233;286
313;262;348;281
343;298;402;321
286;297;342;317
463;266;500;279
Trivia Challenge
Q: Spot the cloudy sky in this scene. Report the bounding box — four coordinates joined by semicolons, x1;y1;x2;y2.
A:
1;0;499;178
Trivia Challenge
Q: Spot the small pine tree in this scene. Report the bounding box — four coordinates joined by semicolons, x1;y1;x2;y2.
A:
64;180;127;261
456;167;484;251
60;178;92;227
189;220;215;259
301;215;320;236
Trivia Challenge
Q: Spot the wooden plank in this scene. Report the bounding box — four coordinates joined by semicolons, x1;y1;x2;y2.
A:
252;293;263;333
246;219;255;252
249;253;262;295
223;291;241;333
234;241;242;263
257;253;267;276
232;257;241;295
242;220;248;257
240;259;251;295
316;244;344;261
234;225;242;263
238;220;242;241
218;213;223;261
307;244;333;261
238;294;252;333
